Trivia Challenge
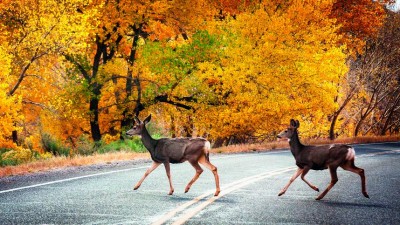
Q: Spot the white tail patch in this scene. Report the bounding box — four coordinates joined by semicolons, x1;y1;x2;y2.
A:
346;147;356;160
204;141;211;150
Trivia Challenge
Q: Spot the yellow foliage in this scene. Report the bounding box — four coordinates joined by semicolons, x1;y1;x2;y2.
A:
2;146;33;164
102;134;119;144
189;0;348;140
0;46;23;147
39;152;53;160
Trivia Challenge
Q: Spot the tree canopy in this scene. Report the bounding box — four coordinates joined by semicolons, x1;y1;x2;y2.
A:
0;0;395;153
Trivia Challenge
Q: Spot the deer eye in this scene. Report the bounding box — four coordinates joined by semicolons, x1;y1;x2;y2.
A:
284;130;288;133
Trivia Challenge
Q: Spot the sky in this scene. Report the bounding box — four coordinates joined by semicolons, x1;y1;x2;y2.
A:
388;0;400;11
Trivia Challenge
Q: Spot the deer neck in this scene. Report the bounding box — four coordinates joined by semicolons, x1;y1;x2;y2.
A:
140;127;158;154
289;131;304;156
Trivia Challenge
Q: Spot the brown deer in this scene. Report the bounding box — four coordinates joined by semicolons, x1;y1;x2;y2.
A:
277;119;369;200
126;115;220;196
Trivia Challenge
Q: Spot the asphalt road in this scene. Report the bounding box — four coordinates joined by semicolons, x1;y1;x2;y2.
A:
0;142;399;224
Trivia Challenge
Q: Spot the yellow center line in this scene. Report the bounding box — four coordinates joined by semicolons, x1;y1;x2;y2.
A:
151;172;269;225
152;166;296;225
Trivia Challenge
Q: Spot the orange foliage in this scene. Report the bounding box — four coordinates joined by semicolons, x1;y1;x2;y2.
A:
330;0;387;55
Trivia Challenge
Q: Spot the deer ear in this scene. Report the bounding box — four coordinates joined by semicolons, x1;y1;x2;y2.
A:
143;114;152;124
290;119;297;128
295;120;300;128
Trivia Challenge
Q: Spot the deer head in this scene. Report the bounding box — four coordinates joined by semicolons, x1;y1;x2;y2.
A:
126;114;152;137
277;119;300;140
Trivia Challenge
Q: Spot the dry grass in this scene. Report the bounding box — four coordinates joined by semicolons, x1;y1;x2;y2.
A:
0;151;149;178
1;135;399;178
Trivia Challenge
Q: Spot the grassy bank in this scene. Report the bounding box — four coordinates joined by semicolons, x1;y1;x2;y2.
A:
1;135;399;178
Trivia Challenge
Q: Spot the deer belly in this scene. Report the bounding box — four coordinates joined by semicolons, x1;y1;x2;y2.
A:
169;158;186;164
311;164;328;170
296;161;327;170
167;151;186;163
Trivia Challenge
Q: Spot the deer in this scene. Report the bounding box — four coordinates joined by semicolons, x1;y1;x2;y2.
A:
125;114;220;196
276;119;369;200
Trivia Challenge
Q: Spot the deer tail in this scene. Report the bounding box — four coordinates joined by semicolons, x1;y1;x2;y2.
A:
204;141;211;161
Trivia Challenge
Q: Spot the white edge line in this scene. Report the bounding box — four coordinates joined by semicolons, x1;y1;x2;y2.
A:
0;166;148;194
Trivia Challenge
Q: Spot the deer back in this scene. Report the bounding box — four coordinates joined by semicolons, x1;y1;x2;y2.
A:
155;137;208;164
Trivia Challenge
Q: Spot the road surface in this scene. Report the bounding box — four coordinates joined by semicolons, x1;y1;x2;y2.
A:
0;142;399;224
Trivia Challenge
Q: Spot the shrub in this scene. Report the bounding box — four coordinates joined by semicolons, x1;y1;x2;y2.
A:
39;152;53;160
97;138;146;154
0;147;33;166
76;135;96;156
40;133;70;157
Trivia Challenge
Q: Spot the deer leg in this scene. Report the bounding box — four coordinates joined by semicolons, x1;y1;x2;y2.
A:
316;166;338;200
278;167;303;196
184;161;203;194
134;161;161;190
163;162;174;195
301;167;319;192
199;156;220;196
341;160;369;198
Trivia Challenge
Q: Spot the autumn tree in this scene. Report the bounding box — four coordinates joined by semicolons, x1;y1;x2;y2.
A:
330;0;389;55
202;0;347;143
327;0;388;139
115;0;216;139
64;0;218;142
138;0;348;145
344;10;400;137
0;0;92;149
0;43;22;147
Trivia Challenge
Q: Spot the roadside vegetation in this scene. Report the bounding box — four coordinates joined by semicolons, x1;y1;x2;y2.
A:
1;135;399;177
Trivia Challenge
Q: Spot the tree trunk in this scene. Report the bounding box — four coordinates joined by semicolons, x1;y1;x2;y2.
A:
12;130;18;144
90;84;102;142
212;137;226;148
380;92;400;135
120;26;142;139
329;113;339;140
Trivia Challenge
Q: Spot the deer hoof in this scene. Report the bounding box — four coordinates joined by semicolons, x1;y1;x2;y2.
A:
168;190;174;195
315;187;320;192
363;192;370;198
133;186;140;190
214;190;220;196
184;187;190;193
315;196;323;200
278;192;285;196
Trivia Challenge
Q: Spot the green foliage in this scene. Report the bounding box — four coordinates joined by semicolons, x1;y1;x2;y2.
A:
40;133;71;157
98;122;166;153
97;139;147;153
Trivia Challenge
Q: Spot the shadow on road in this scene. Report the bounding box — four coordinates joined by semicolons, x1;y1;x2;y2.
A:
318;200;389;209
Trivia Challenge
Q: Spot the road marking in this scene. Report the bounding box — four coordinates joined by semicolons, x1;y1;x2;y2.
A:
154;148;400;225
0;152;286;195
0;166;148;194
152;166;297;225
358;149;400;157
